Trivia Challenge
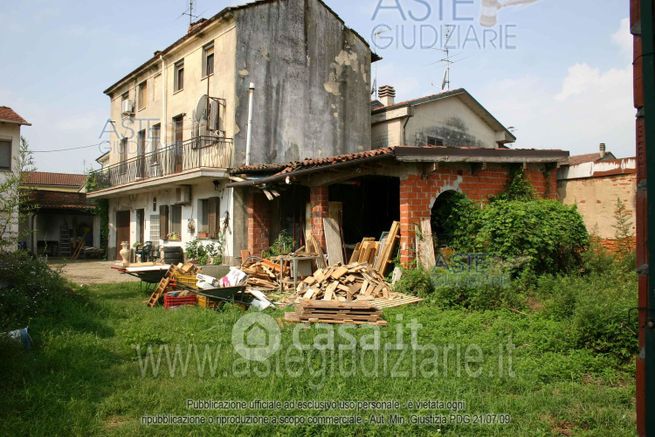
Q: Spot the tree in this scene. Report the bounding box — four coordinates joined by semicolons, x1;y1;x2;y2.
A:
613;197;634;254
0;137;35;250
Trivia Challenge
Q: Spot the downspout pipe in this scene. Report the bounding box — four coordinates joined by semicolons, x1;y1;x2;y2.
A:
245;82;255;165
638;0;655;433
159;54;167;147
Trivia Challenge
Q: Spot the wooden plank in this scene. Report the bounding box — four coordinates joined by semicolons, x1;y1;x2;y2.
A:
348;242;362;264
416;219;436;270
306;230;327;269
331;266;349;279
323;217;345;265
375;221;400;276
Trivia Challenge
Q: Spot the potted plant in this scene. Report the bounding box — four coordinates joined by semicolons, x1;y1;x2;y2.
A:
166;232;181;242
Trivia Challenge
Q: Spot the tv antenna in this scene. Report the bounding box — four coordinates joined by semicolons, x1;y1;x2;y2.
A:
181;0;199;26
436;27;455;91
370;29;389;98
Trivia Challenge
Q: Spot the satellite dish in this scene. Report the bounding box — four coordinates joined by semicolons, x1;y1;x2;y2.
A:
194;94;209;122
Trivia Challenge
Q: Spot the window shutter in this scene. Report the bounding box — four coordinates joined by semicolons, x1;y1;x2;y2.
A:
159;205;169;238
208;198;218;238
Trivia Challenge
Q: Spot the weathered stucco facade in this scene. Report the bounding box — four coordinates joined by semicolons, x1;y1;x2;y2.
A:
90;0;375;262
233;0;372;164
371;88;515;149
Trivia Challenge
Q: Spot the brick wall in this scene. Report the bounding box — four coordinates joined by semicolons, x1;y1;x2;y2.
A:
246;190;271;257
398;164;556;265
310;186;329;250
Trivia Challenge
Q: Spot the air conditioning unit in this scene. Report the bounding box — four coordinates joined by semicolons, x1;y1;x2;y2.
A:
122;99;135;116
174;186;192;205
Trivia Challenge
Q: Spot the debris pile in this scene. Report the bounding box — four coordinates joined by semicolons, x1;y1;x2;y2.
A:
294;262;393;302
284;300;387;326
241;258;286;290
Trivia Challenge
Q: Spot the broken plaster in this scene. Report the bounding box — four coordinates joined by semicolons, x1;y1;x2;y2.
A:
428;175;464;209
323;50;359;97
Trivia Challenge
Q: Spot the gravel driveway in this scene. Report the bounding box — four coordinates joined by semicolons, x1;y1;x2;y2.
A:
50;260;139;285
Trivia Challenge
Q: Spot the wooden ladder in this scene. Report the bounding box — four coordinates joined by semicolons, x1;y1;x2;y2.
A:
147;266;174;307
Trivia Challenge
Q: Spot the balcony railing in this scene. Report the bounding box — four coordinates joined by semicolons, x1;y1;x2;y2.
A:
89;136;233;191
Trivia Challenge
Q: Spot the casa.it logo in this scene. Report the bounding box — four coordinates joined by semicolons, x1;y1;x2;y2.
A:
480;0;539;27
231;313;281;362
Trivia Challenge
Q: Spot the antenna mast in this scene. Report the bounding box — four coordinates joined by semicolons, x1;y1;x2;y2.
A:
182;0;198;26
439;27;454;91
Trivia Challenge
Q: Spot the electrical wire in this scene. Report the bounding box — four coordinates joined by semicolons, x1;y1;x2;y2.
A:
30;141;109;153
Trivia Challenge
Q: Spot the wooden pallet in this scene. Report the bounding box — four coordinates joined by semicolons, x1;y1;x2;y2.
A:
285;300;387;326
371;293;423;309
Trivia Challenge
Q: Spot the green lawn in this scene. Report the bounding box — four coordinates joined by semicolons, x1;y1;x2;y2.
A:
0;282;635;436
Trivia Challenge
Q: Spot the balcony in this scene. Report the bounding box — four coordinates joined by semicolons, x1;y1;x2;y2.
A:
88;136;233;193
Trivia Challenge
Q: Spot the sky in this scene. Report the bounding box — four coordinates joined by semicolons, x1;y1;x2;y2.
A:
0;0;633;173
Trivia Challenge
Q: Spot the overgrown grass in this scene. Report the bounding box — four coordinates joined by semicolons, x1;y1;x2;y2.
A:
0;277;635;436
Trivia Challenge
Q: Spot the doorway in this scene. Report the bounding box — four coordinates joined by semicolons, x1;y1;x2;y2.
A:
136;209;145;244
115;210;131;260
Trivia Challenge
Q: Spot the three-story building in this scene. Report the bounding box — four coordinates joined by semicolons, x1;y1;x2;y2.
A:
88;0;376;261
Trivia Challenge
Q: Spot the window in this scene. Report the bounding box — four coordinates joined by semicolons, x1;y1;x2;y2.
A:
427;136;444;147
152;197;157;212
202;43;214;77
199;198;220;238
152;74;160;102
137;130;146;177
119;138;128;173
137;80;147;110
170;205;182;236
150;123;161;163
174;60;184;92
0;140;11;170
120;92;130;117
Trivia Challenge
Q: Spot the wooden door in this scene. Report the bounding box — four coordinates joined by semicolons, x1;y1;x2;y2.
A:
136;209;145;244
115;210;130;260
173;116;184;173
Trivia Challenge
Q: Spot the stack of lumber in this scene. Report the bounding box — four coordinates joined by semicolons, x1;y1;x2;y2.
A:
347;221;400;276
294;262;393;302
242;258;287;289
284;300;387;326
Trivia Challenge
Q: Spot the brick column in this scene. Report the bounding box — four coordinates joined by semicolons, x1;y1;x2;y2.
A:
399;176;431;267
310;186;329;250
246;190;271;257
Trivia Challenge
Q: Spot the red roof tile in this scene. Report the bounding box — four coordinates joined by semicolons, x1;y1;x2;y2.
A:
279;147;396;174
27;190;92;210
568;152;616;165
0;106;30;125
23;171;86;188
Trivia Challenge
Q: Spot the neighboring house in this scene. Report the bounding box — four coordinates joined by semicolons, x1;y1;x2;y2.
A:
20;172;99;257
558;144;636;250
87;0;376;261
0;106;30;249
371;86;516;149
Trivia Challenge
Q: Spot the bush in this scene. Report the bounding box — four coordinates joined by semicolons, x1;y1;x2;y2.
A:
393;268;434;297
430;267;519;311
0;251;69;331
262;230;294;258
185;237;224;265
533;268;637;363
461;200;589;275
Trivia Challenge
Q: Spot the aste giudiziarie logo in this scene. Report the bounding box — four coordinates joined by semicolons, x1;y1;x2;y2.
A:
370;0;540;51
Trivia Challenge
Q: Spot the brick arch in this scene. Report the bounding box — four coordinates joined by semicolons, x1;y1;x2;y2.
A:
399;164;557;265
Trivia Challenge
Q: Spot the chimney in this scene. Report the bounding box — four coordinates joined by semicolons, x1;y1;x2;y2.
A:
599;142;606;159
378;85;396;107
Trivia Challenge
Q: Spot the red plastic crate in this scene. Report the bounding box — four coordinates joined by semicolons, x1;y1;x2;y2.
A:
164;294;197;309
